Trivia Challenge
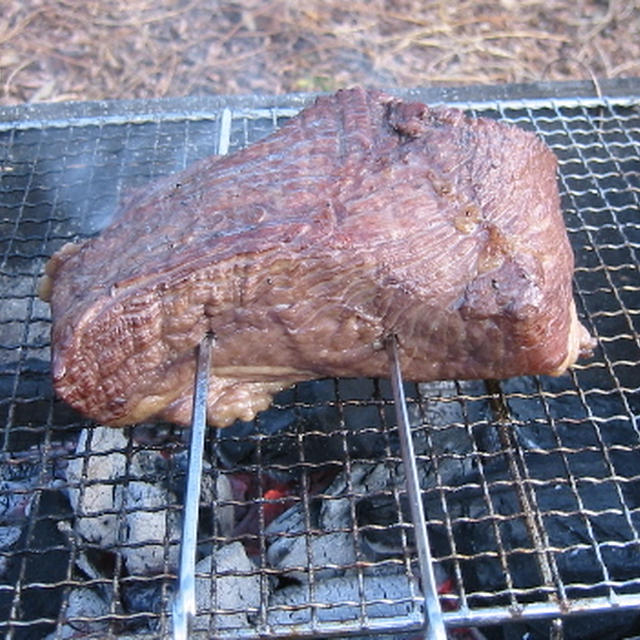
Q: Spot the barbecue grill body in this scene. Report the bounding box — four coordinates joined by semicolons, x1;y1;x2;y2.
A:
1;81;639;640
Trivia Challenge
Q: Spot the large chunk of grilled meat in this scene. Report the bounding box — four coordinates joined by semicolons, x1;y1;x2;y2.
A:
41;88;594;427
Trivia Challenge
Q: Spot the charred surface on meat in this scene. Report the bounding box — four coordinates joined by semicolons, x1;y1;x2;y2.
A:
42;88;594;427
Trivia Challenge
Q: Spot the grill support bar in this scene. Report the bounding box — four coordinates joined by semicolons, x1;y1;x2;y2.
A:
485;381;566;604
388;337;447;640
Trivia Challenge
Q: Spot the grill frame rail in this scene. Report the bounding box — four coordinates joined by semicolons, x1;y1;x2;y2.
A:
0;80;639;639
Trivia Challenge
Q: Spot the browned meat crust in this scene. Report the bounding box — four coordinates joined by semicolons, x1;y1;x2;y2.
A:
41;87;594;427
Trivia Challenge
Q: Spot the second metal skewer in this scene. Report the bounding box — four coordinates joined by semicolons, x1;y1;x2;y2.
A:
387;336;447;640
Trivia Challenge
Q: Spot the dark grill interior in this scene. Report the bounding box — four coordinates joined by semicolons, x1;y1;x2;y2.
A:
0;83;639;639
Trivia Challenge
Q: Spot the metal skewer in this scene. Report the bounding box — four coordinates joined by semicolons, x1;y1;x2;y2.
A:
173;109;230;638
172;333;214;640
387;336;447;640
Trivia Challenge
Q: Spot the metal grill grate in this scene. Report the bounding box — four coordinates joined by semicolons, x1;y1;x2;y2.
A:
0;81;639;639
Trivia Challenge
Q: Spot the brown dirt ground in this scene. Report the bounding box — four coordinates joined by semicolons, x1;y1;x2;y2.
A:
1;0;639;106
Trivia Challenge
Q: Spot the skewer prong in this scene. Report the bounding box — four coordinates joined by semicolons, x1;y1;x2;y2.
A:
387;336;447;640
172;333;214;640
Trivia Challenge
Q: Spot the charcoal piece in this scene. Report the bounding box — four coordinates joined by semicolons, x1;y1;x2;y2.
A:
187;541;261;632
266;462;396;580
119;479;179;576
268;567;422;626
43;87;593;428
44;587;109;640
65;426;181;575
120;578;164;621
65;426;128;548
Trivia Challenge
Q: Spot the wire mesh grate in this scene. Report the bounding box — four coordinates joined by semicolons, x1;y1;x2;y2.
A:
0;84;639;639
